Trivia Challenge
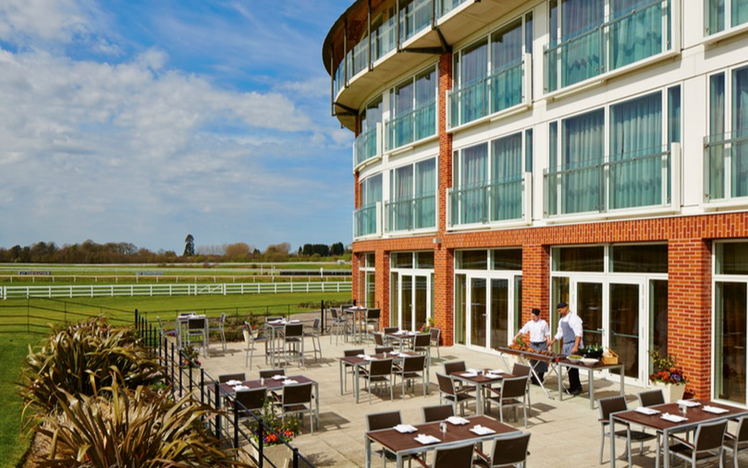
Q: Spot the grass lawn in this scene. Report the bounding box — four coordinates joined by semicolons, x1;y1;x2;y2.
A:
0;334;39;468
0;291;351;467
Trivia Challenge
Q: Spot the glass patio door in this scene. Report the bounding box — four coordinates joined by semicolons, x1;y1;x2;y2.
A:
395;273;431;331
571;278;645;384
470;278;487;347
466;276;512;349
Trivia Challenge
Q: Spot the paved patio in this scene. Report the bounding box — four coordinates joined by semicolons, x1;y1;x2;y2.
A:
200;324;727;468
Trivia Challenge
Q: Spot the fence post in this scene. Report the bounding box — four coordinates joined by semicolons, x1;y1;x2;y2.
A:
320;300;325;334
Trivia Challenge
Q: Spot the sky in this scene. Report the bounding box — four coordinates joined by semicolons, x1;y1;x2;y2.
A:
0;0;354;254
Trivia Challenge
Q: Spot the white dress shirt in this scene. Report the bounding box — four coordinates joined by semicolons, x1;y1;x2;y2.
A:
519;319;550;343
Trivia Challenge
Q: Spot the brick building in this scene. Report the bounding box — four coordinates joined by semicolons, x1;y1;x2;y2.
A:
322;0;748;404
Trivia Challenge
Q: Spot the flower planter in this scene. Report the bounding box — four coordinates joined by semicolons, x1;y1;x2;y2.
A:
247;442;292;468
653;381;686;403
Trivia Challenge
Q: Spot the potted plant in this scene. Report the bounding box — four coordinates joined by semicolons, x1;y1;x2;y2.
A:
245;400;301;467
648;349;688;402
419;317;435;333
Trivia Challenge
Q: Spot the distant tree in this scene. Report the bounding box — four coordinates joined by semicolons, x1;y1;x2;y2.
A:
330;242;345;256
225;242;250;260
183;234;195;257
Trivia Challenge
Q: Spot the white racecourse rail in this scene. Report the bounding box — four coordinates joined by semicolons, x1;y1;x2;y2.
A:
0;281;352;300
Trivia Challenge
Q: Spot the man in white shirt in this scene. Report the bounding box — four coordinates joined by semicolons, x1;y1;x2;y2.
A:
548;302;584;395
512;308;550;384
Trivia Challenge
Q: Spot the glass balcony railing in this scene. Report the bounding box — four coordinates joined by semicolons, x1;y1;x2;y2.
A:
352;39;369;78
354;125;381;168
544;0;670;93
704;132;748;202
373;16;397;62
399;0;432;43
436;0;470;18
544;146;672;216
385;100;436;151
447;57;526;129
354;203;381;238
385;194;436;233
448;176;525;227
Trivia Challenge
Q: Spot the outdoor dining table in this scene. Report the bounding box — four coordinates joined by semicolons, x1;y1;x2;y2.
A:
365;414;520;468
264;319;302;367
386;330;418;352
338;351;422;403
344;306;367;343
218;374;320;429
449;368;515;416
176;314;209;356
610;398;748;468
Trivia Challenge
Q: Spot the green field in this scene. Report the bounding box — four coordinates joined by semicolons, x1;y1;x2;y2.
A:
0;290;351;467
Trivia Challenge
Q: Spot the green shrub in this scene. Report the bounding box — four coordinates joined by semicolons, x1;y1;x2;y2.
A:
36;380;247;467
19;317;164;417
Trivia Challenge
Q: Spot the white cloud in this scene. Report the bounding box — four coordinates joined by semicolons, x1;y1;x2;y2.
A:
0;0;98;46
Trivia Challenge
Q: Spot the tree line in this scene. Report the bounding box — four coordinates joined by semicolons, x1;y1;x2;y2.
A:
0;239;350;264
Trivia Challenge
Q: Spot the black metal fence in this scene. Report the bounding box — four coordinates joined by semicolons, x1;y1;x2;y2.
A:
134;310;317;468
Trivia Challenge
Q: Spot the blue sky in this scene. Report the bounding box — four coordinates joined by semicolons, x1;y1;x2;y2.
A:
0;0;353;254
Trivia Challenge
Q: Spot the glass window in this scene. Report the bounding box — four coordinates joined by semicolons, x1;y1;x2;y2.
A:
611;244;668;273
392;252;413;269
714;282;747;404
492;249;522;270
609;92;663;209
707;0;748;34
716;242;748;275
458;250;488;270
554;246;605;272
365;253;376;268
668;86;681;144
417;252;434;269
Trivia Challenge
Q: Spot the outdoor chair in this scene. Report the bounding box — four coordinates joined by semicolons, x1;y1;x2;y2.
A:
421;404;455;423
429;328;441;358
414;442;475;468
598;395;658;466
669;419;727;468
383;326;398;345
443;361;476;394
473;431;532;468
273;382;315;434
218;372;246;383
283;322;305;367
242;322;268;369
374;332;386;347
208;312;227;351
359;358;394;404
156;316;176;338
366;410;415;467
436;372;476;416
186;316;208;356
394;354;427;398
259;368;285;379
231;387;266;420
375;346;395;354
342;348;365;392
330;308;349;344
723;415;748;468
484;376;530;427
511;363;533;410
304;317;323;362
638;389;665;407
364;308;381;340
411;333;431;367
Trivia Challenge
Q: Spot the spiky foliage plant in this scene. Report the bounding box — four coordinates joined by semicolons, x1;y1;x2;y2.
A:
36;380;248;467
19;317;164;418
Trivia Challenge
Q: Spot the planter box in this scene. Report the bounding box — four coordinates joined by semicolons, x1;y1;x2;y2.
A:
653;381;686;403
247;442;292;468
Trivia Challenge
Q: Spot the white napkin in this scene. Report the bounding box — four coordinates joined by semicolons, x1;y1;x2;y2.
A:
362;355;374;361
446;416;469;425
676;399;700;408
357;354;367;358
414;434;441;444
233;385;249;391
485;373;502;379
390;351;401;356
393;424;417;433
225;380;242;386
282;379;298;385
661;413;688;423
491;369;505;374
272;375;286;380
635;407;660;415
269;319;282;324
470;425;496;435
408;331;417;335
289;319;300;323
461;371;478;377
703;405;729;414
